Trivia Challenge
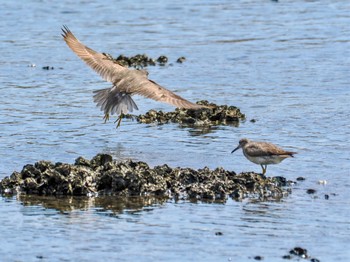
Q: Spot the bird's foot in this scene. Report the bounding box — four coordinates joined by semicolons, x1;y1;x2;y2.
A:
103;113;110;123
114;114;123;128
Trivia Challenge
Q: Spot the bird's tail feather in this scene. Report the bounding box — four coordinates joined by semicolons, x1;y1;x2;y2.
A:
93;87;138;115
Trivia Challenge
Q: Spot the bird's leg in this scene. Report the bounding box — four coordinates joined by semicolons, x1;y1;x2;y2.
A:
114;113;124;128
261;165;267;175
103;113;110;123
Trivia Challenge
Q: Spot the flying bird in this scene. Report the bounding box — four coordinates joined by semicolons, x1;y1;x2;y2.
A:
61;26;207;127
231;138;297;175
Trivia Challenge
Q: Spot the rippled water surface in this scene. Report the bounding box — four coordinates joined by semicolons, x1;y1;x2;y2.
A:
1;0;350;261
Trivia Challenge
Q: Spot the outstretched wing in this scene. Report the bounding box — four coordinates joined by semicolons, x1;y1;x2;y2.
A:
61;25;128;83
136;79;206;109
62;26;208;110
112;69;205;109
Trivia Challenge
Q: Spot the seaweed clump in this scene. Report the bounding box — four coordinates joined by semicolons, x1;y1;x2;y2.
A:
0;154;291;201
126;100;245;127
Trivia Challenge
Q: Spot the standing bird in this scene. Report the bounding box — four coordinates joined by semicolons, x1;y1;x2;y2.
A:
61;26;207;127
231;138;297;175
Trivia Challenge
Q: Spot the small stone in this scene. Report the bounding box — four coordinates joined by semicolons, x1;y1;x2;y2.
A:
324;194;329;200
310;258;320;262
157;55;168;64
254;256;263;260
306;189;316;194
42;66;54;70
289;247;308;258
296;177;305;181
176;57;186;63
215;232;223;236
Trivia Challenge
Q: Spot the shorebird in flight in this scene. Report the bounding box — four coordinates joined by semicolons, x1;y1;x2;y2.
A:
231;138;297;175
61;26;207;127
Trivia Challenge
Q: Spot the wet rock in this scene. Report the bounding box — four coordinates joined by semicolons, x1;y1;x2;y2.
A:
310;258;320;262
157;55;168;64
100;53;185;68
114;54;157;68
0;154;292;201
176;56;186;63
284;247;319;261
254;256;263;260
42;66;54;70
126;100;245;127
324;194;329;200
215;231;223;236
296;177;306;181
289;247;308;258
306;189;316;194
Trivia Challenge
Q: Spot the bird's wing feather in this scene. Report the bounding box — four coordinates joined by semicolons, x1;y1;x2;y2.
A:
61;25;128;83
246;143;296;157
117;70;205;109
62;26;207;110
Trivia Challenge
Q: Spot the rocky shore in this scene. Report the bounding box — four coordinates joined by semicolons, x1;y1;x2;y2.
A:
0;154;292;201
125;100;246;127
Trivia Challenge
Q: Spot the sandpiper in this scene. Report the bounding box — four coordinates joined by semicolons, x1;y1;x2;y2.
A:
231;138;297;175
61;26;208;127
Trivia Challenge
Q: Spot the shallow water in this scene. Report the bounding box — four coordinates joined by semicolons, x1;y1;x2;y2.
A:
1;0;350;261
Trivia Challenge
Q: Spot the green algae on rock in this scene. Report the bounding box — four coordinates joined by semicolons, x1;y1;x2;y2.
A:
124;100;245;127
0;154;291;201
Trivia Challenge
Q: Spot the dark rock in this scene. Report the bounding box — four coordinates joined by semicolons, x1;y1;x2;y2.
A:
176;57;186;63
310;258;320;262
42;66;54;70
75;157;91;167
90;154;113;169
215;232;223;236
102;53;160;68
0;154;292;201
285;247;320;261
324;194;329;200
289;247;308;258
126;100;245;127
254;256;263;260
306;189;316;194
157;55;168;64
296;177;305;181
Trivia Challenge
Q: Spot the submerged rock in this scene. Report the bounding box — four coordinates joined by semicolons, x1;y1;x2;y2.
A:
125;100;245;127
0;154;291;201
283;247;320;262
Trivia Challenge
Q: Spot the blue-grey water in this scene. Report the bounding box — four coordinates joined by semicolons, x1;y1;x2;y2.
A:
1;0;350;261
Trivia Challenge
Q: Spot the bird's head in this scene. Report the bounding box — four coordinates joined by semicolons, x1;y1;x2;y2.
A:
231;138;249;153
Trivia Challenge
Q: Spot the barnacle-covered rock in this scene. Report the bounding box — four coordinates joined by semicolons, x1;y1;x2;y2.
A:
0;154;293;201
126;100;245;127
102;53;184;68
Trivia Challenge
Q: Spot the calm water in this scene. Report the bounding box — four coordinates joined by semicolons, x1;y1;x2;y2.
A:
1;0;350;261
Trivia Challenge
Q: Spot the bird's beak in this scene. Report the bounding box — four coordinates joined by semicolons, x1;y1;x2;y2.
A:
231;145;241;154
